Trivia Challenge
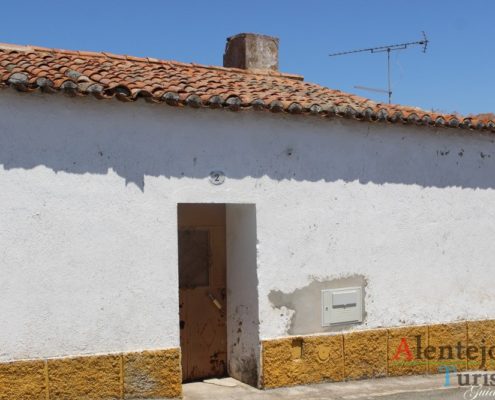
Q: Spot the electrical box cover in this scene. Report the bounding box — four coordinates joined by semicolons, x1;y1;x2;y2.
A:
321;287;363;326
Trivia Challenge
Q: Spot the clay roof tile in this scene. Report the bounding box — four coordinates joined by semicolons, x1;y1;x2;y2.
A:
0;42;491;133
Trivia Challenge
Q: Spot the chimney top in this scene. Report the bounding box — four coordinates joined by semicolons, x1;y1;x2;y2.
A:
223;33;279;71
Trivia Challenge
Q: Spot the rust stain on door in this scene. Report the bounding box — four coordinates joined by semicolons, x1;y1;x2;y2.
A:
178;204;227;382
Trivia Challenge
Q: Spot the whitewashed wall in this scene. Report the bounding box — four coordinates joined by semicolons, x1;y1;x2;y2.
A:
1;90;495;362
226;204;259;385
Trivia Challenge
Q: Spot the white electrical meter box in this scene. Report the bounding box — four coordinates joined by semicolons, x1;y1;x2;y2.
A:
321;287;363;326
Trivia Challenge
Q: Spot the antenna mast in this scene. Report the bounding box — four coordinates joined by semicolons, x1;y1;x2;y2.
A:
329;32;429;104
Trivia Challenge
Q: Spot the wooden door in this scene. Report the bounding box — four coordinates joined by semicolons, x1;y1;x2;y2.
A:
178;204;227;382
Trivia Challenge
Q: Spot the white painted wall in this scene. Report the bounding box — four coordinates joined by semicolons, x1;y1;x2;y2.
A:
226;204;259;386
1;89;495;361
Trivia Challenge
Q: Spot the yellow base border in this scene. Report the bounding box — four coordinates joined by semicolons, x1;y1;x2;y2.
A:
261;319;495;388
3;320;495;396
0;348;181;399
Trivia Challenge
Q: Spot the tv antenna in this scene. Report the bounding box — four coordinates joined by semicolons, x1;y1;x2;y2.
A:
329;32;429;104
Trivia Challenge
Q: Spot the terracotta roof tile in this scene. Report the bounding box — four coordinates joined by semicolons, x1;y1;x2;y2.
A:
0;42;492;133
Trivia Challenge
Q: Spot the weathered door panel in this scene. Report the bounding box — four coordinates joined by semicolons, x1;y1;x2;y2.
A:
181;287;226;380
178;204;227;382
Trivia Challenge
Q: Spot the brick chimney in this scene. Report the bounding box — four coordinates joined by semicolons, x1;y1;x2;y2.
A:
223;33;279;71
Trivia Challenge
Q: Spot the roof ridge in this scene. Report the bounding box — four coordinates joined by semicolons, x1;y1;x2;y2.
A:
0;42;304;81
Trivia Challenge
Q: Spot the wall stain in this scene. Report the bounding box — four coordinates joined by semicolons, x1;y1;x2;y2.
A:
228;304;259;387
229;350;258;387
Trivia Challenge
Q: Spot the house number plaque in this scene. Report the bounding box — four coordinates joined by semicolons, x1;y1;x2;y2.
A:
209;171;225;185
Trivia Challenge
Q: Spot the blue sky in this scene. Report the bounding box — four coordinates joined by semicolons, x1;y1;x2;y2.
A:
1;1;493;115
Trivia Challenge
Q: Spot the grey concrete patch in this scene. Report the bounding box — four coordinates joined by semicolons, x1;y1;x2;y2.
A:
268;275;367;335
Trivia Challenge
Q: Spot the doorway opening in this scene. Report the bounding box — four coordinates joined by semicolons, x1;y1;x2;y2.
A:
178;203;227;382
177;203;259;386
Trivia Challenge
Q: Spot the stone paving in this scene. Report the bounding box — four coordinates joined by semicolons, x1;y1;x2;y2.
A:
182;374;468;400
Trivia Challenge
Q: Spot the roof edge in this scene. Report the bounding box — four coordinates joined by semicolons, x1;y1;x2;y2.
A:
1;83;493;134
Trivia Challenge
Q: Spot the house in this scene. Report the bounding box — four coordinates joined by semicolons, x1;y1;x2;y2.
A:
1;33;495;399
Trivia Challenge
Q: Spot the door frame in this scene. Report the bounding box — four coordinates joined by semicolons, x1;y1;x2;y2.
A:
176;203;260;387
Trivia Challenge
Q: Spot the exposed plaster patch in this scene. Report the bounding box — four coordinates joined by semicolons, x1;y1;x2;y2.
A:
268;275;367;335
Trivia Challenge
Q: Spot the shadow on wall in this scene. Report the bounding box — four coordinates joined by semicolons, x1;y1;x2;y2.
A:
1;91;495;191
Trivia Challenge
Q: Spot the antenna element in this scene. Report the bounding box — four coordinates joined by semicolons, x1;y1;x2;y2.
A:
329;32;429;104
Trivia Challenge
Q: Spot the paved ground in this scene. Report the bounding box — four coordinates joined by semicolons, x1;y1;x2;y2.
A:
183;374;469;399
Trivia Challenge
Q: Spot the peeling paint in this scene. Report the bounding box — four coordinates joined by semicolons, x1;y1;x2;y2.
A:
268;275;367;335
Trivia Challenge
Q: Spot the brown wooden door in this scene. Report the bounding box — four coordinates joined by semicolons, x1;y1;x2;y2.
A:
178;204;227;382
